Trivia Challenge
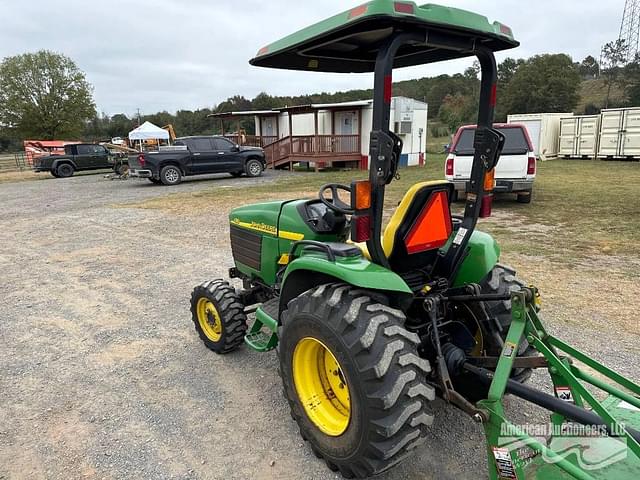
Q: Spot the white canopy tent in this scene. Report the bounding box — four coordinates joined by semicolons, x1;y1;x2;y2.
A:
128;121;170;141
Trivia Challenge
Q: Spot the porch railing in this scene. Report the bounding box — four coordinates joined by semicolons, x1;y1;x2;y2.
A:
250;134;361;167
223;134;278;148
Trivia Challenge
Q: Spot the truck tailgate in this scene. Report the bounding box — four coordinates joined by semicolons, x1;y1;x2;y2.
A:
495;153;528;179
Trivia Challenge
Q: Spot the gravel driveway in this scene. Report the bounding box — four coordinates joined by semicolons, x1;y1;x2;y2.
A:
1;173;638;480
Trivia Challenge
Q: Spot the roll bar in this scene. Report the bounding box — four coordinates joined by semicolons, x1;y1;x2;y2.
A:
366;34;505;280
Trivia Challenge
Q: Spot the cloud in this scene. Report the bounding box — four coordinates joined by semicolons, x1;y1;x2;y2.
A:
0;0;622;116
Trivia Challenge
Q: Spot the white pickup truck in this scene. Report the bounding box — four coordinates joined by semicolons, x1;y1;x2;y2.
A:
445;124;536;203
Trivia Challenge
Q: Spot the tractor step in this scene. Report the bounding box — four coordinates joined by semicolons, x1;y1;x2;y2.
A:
244;297;279;352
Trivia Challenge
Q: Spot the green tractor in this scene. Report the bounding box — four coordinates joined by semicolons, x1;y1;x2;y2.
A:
190;2;640;478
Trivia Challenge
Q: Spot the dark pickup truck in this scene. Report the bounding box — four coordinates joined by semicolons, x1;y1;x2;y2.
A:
33;143;128;178
128;136;266;185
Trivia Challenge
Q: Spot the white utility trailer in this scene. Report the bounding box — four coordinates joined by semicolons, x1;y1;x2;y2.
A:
559;115;600;159
507;113;572;159
598;107;640;159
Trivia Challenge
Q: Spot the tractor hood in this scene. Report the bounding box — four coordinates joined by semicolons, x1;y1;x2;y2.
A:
230;200;286;237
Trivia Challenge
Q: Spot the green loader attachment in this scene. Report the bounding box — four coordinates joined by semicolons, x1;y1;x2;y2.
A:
189;1;640;478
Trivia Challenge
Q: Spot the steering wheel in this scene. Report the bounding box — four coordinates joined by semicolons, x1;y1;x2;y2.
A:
318;183;354;215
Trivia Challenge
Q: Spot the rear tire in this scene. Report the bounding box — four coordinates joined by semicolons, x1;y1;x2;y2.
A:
160;165;182;185
190;280;248;354
517;191;532;203
278;284;434;478
451;265;536;402
481;265;536;383
245;159;263;177
56;163;74;178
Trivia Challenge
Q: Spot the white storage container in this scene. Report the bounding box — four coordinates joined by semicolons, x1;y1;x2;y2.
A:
559;115;600;158
598;107;640;158
507;113;572;158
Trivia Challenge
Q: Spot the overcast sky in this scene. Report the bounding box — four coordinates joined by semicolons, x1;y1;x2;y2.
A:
2;0;622;117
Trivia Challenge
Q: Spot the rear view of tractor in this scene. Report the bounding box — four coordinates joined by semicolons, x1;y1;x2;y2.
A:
189;2;640;478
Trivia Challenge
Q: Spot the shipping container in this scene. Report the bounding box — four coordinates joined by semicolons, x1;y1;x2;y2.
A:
507;113;572;158
598;107;640;159
559;115;600;158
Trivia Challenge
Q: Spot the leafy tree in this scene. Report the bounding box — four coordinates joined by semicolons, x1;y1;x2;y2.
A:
601;39;629;108
623;56;640;106
497;57;525;85
500;54;581;114
579;55;599;79
0;50;95;139
252;92;280;110
438;93;476;131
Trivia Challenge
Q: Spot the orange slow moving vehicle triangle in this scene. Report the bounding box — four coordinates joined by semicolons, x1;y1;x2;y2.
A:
404;191;452;254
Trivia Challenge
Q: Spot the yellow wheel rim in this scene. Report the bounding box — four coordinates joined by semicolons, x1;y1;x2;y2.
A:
196;298;222;342
292;337;351;436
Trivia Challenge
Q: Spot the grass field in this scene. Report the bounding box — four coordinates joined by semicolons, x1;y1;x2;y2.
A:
133;157;640;264
129;157;640;333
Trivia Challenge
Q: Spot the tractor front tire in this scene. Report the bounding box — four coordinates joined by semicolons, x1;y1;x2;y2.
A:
190;280;248;354
116;163;129;176
278;284;434;479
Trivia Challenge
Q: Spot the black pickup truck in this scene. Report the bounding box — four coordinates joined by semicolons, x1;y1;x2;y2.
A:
33;143;128;178
128;136;266;185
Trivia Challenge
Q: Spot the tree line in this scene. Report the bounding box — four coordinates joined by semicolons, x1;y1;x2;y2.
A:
1;45;640;152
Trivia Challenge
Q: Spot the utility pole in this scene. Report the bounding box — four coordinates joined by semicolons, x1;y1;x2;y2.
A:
136;108;141;126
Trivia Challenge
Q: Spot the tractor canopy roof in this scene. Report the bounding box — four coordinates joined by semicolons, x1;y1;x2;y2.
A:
250;1;518;73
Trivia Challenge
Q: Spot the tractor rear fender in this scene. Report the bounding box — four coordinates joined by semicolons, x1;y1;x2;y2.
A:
279;254;413;317
451;230;501;287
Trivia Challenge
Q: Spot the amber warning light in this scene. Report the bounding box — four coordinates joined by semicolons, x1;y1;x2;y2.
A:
351;180;372;211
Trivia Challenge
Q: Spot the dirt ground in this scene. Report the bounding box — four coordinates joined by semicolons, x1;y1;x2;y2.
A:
1;172;638;480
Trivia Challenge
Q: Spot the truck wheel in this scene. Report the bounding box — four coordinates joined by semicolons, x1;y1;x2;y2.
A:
160;165;182;185
190;280;248;354
517;191;532;204
278;284;434;478
50;170;60;178
56;163;74;178
245;159;263;177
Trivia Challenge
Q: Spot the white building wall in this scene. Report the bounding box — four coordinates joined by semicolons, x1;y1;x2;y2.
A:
263;97;427;167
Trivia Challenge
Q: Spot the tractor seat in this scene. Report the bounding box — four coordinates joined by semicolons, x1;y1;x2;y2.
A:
356;181;454;272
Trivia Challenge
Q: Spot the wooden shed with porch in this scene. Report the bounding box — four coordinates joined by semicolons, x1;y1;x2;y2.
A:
210;97;427;170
